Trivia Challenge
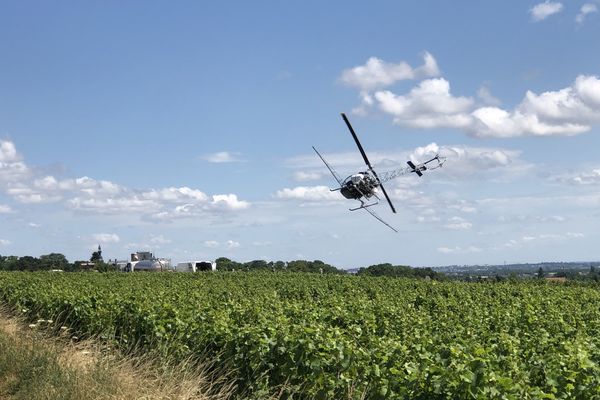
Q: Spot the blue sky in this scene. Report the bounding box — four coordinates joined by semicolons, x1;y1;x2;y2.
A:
1;1;600;268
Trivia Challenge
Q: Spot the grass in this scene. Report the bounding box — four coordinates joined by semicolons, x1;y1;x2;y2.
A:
0;307;236;400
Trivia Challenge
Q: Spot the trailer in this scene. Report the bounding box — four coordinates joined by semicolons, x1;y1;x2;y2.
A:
175;261;216;272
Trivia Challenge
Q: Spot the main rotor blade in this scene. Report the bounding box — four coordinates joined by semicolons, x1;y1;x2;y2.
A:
312;146;343;186
340;112;396;213
363;206;398;233
372;174;397;213
341;113;373;169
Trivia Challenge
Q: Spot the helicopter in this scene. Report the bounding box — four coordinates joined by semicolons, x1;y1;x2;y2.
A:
312;113;445;232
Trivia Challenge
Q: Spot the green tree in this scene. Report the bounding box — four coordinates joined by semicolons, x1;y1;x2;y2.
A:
537;267;545;279
215;257;242;271
40;253;69;271
1;256;18;271
90;245;103;263
15;256;41;271
244;260;269;270
357;263;444;280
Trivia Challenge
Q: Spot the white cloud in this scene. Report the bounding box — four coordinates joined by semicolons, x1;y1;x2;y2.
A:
576;3;598;23
210;194;250;210
92;233;121;244
448;202;477;213
0;140;29;183
28;222;41;228
28;175;124;198
0;161;29;183
69;196;160;214
275;186;340;201
339;52;440;91
375;78;474;128
477;86;501;106
498;214;566;224
148;194;249;221
437;246;482;254
0;141;20;162
554;168;600;185
201;151;243;163
0;140;251;219
293;171;325;182
142;187;208;202
409;142;530;181
360;72;600;138
444;216;473;230
530;1;564;21
502;232;584;248
288;143;529;189
203;240;219;248
0;239;11;246
6;184;62;203
226;240;240;248
341;53;600;138
0;204;12;213
150;234;171;244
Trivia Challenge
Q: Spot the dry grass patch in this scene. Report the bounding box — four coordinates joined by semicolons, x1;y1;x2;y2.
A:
0;306;236;400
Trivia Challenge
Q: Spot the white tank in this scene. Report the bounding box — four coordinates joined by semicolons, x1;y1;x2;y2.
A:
132;260;170;272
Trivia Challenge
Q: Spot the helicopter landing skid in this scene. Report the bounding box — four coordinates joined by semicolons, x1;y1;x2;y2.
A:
349;200;379;212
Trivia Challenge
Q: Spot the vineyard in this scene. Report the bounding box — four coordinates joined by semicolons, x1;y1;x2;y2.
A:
1;271;600;399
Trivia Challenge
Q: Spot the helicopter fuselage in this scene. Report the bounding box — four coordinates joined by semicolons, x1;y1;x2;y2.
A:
340;172;379;200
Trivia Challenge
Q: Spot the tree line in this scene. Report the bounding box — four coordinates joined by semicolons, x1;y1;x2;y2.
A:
0;252;116;272
0;253;444;279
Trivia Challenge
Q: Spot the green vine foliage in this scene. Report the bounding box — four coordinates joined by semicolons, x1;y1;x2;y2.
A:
1;271;600;399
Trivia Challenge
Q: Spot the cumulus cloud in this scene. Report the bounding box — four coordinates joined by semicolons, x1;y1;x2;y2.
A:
201;151;243;163
142;187;208;202
0;140;30;183
275;186;340;201
148;194;249;222
470;75;600;138
69;196;159;214
349;63;600;138
375;78;474;128
408;142;531;181
210;194;250;210
0;140;251;220
92;233;120;243
0;204;12;213
554;168;600;185
339;52;440;91
530;1;563;21
341;52;600;138
6;184;62;203
0;141;20;162
0;239;11;246
576;3;598;23
477;86;502;106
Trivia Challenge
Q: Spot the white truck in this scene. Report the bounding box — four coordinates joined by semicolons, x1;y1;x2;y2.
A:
175;260;216;272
